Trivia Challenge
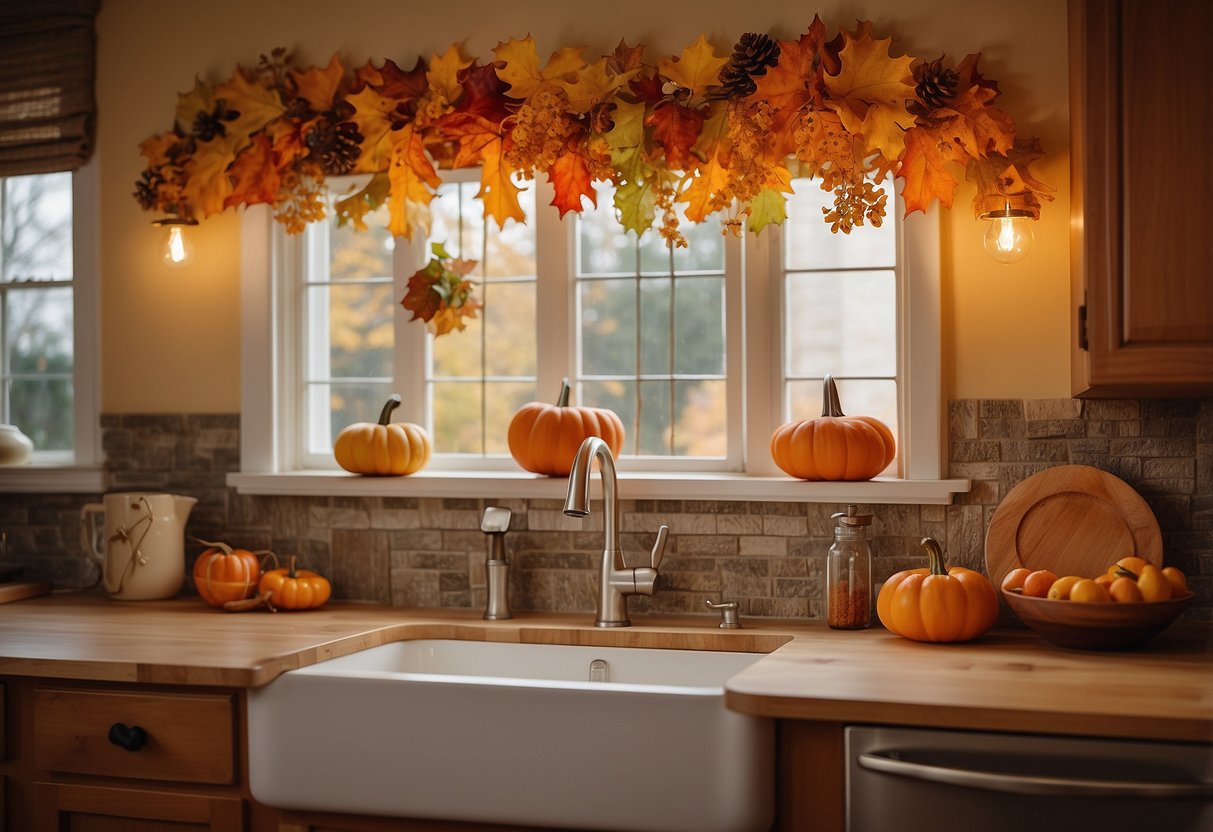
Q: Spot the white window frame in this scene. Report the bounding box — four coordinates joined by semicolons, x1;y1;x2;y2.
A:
231;182;967;504
0;157;104;493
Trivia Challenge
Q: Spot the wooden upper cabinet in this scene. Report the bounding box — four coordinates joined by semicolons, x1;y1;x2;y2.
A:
1069;0;1213;397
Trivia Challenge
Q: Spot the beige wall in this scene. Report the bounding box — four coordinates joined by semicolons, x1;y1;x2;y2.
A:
96;0;1071;413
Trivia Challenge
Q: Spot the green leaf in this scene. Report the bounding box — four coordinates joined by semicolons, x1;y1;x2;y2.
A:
614;178;656;236
747;188;788;234
431;241;453;260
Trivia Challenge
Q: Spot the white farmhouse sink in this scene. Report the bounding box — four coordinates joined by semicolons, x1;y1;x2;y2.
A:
248;639;774;832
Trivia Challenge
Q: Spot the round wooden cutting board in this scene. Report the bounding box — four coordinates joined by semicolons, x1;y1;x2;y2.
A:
985;464;1163;589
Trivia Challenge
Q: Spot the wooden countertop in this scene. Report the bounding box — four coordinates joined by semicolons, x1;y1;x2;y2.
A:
0;592;1209;743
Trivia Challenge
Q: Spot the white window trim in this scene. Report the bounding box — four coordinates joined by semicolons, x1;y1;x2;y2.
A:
0;157;105;494
230;193;968;505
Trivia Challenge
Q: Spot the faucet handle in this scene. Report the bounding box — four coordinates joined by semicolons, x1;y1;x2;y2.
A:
649;525;669;570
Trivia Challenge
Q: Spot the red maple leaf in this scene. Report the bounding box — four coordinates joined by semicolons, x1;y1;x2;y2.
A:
648;102;705;171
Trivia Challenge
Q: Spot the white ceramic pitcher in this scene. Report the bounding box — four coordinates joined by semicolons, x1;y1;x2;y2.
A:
79;492;197;600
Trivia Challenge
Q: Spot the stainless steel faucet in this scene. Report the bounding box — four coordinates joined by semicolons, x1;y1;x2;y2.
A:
563;436;668;628
481;506;512;620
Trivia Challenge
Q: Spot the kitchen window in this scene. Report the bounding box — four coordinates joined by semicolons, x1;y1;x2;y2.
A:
233;174;960;502
0;162;102;492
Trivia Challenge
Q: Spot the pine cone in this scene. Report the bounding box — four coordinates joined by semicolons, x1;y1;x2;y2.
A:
309;120;363;176
192;105;231;142
914;58;959;111
718;33;781;100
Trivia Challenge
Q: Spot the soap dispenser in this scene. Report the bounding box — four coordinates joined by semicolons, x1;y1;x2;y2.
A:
826;504;872;630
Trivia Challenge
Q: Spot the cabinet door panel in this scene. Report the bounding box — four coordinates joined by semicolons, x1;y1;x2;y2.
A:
34;687;236;785
1070;0;1213;396
33;782;243;831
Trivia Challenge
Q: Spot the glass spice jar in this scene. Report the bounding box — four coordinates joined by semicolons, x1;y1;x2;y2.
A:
826;504;872;629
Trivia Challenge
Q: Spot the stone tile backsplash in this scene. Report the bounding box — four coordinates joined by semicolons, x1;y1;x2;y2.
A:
2;400;1209;622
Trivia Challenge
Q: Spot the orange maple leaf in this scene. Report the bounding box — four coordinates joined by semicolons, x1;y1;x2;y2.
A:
966;137;1055;219
547;139;597;217
290;53;345;113
751;15;830;155
822;21;916;160
224;134;280;208
648;102;705;172
899;126;958;215
476;138;526;227
387;122;440;238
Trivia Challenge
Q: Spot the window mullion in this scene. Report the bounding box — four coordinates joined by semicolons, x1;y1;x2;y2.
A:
393;228;428;428
534;177;570;402
739;224;780;475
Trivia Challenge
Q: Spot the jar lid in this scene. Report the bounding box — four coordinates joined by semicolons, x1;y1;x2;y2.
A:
831;504;872;527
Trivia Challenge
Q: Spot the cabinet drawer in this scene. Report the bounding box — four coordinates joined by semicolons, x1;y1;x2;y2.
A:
34;687;236;785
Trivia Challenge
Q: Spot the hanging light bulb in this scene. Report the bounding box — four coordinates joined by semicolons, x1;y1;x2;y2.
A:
979;203;1034;264
152;217;198;268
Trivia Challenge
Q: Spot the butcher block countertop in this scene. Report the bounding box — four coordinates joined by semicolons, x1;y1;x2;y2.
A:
0;592;1209;743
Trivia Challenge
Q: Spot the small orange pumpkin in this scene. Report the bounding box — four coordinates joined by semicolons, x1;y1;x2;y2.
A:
258;556;332;611
507;379;625;476
770;375;895;480
877;538;998;643
334;394;431;476
193;539;262;607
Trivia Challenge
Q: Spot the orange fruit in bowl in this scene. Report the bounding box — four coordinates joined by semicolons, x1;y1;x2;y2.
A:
1107;555;1149;578
1162;566;1189;597
1137;565;1172;602
1046;575;1085;601
1108;576;1143;603
1001;567;1032;593
1022;570;1058;598
1094;573;1116;590
1070;579;1112;603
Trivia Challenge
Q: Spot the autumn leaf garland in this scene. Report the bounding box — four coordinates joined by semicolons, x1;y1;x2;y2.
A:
134;19;1054;249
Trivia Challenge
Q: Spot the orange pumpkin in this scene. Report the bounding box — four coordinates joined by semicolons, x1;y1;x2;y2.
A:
770;375;895;480
193;539;262;607
334;394;431;476
507;379;625;476
877;537;998;643
258;556;331;610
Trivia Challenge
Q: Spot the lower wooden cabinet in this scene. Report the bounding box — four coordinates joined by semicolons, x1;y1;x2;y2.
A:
33;782;244;831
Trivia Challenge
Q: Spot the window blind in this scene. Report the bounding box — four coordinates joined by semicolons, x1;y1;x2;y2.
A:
0;0;99;176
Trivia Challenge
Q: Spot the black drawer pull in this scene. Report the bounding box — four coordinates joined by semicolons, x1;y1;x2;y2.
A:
107;722;148;751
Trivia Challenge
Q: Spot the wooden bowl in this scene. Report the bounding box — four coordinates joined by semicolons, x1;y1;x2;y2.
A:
1002;589;1193;650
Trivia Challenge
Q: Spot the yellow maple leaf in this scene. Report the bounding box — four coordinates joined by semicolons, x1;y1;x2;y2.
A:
426;44;472;106
139;133;179;167
175;78;217;133
182;135;237;218
215;68;286;153
822;22;916;160
658;34;727;103
346;86;402;173
386;123;440;238
291;53;344;113
559;58;637;114
494;35;586;101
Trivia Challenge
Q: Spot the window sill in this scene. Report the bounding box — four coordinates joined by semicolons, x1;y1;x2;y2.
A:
226;470;971;505
0;466;106;494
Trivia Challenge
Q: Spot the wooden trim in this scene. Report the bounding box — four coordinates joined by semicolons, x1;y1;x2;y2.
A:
33;781;244;828
777;720;844;832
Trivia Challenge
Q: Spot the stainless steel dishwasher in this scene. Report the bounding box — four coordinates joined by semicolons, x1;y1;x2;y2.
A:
847;725;1213;832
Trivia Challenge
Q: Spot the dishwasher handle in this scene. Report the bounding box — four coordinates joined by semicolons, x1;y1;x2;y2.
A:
858;751;1213;800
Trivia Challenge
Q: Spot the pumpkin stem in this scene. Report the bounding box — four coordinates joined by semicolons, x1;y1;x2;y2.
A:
556;378;571;407
287;555;298;579
921;537;948;576
193;537;233;555
378;394;403;426
822;375;846;417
